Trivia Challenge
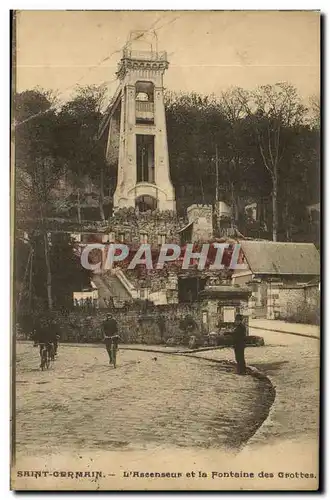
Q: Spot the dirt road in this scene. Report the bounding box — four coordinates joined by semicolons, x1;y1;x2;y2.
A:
15;342;272;458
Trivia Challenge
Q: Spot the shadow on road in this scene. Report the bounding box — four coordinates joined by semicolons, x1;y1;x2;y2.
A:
250;360;289;374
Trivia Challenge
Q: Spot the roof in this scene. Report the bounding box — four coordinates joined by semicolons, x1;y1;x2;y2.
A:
239;241;320;276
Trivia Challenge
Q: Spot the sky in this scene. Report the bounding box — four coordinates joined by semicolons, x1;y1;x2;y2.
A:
15;10;320;105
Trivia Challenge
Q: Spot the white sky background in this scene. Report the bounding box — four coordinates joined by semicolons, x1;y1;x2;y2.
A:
15;10;320;106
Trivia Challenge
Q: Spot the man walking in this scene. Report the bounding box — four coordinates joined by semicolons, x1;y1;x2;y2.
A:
102;313;119;366
232;314;247;375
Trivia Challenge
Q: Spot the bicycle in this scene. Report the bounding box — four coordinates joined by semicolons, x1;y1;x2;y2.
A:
111;345;118;369
39;342;55;370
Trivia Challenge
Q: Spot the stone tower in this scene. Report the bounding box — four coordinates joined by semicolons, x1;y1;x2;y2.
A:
104;32;176;212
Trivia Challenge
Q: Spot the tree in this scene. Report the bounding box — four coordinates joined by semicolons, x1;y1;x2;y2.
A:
49;233;91;309
15;84;319;247
237;83;307;241
165;91;231;213
309;94;320;130
218;88;260;223
56;84;109;221
165;89;269;233
14;88;66;309
14;89;62;219
277;122;320;242
15;233;91;313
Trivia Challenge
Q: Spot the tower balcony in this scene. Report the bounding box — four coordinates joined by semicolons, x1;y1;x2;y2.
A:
123;48;168;62
136;101;154;123
117;48;169;80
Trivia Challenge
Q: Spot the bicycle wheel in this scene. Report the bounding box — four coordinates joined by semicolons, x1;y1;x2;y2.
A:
40;350;47;370
49;345;55;361
45;353;50;369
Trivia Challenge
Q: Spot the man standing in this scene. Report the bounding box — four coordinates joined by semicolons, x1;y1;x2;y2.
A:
232;314;247;375
102;313;119;366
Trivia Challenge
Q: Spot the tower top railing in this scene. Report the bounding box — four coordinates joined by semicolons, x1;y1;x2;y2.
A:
122;48;168;62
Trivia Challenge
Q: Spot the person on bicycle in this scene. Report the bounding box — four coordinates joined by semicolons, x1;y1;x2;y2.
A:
49;317;60;355
102;313;120;366
33;316;57;361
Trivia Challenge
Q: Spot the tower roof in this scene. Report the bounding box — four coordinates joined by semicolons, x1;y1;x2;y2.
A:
116;30;169;79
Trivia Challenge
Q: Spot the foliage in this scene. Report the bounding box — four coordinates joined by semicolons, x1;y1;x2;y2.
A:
165;85;319;241
14;83;320;310
15;233;91;313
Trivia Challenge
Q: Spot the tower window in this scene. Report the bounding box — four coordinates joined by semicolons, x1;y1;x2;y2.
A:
135;81;154;102
135;81;154;124
136;134;155;183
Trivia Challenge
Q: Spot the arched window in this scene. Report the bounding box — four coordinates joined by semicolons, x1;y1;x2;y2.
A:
135;81;154;102
135;82;155;124
135;195;157;213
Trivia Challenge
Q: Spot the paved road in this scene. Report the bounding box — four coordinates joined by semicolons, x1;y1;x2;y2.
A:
192;326;319;448
15;342;272;458
249;319;320;339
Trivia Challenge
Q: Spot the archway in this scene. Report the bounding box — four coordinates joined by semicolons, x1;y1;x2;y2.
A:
135;195;157;212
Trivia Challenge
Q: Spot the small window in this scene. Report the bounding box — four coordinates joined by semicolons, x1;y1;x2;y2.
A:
109;232;115;243
140;233;148;244
119;233;125;243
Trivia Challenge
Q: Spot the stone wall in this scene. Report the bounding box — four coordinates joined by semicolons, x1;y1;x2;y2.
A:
305;283;320;309
266;282;320;324
187;204;213;242
123;269;178;303
105;208;186;248
40;303;205;345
